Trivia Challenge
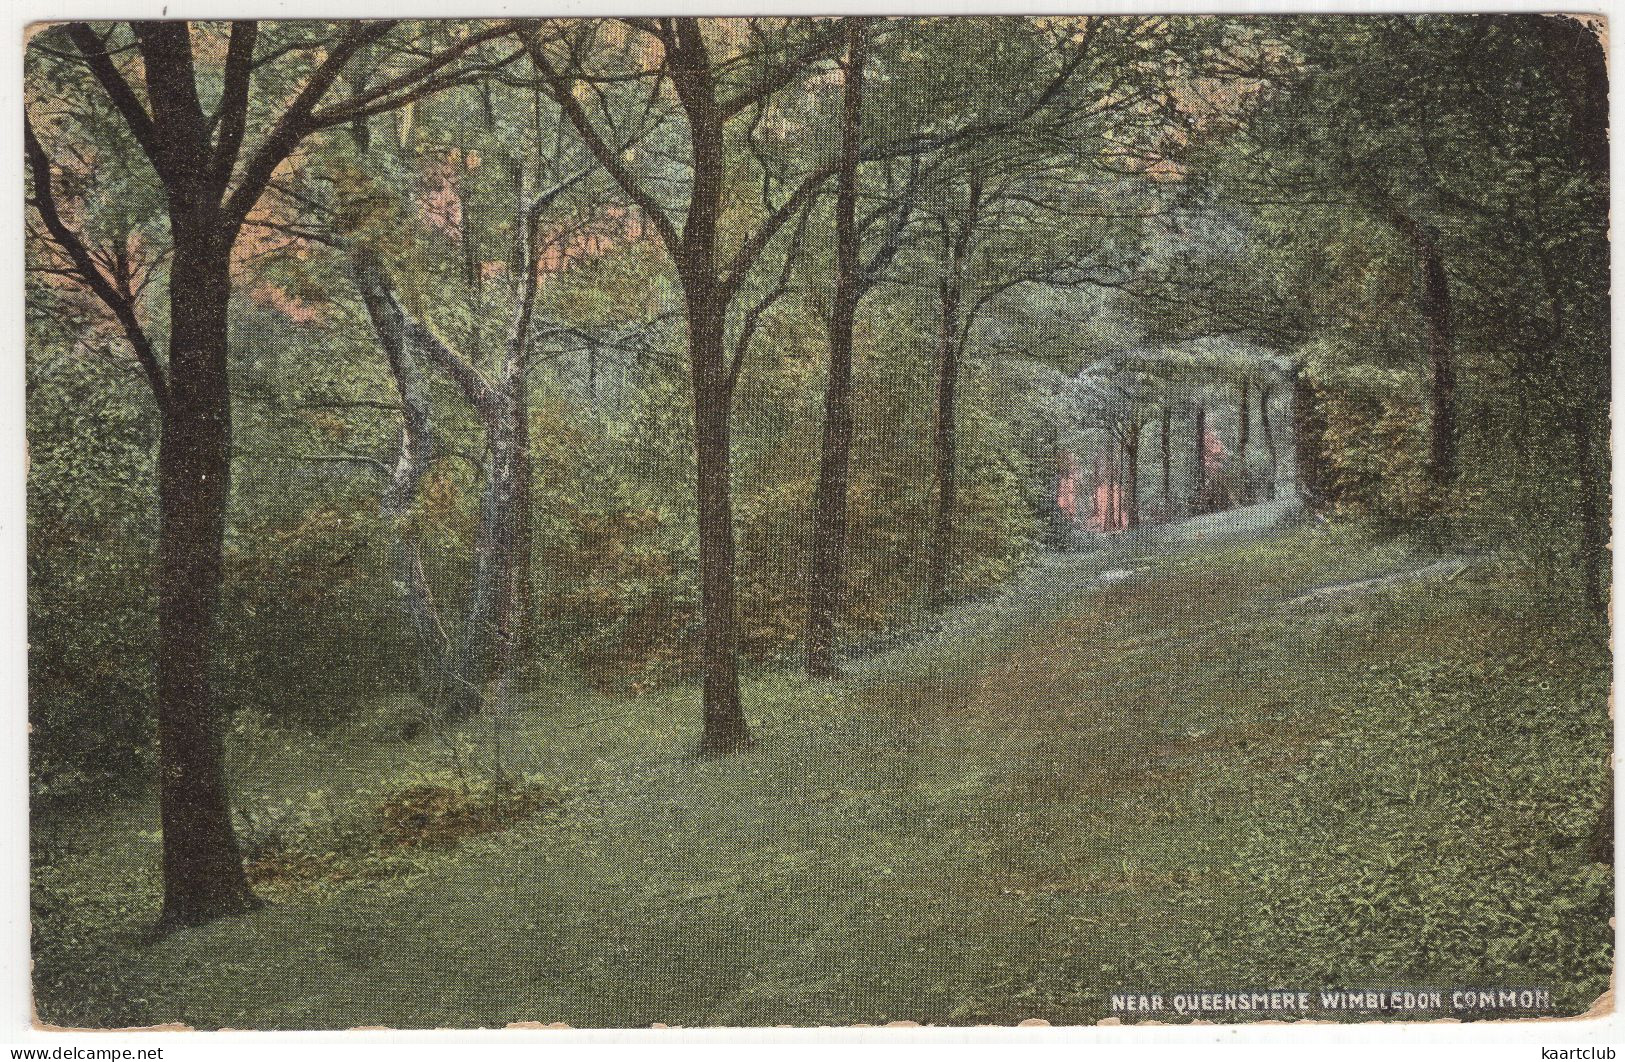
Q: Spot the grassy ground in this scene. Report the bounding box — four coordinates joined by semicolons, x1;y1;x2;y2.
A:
32;516;1612;1029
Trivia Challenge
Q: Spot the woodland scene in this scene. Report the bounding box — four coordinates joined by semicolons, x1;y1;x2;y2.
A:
24;15;1612;1028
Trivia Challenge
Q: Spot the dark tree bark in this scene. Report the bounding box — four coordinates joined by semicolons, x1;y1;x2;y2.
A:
671;28;750;754
805;18;869;678
929;253;962;602
60;21;271;931
1190;402;1207;511
1384;204;1457;487
154;223;260;930
1236;378;1251;503
1259;380;1278;499
525;18;842;753
31;18;512;927
1121;424;1140;529
928;180;981;606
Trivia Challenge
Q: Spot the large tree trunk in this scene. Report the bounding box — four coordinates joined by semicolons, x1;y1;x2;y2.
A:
671;34;751;754
689;296;750;753
50;14;504;933
805;19;867;678
1259;380;1278;499
154;225;258;931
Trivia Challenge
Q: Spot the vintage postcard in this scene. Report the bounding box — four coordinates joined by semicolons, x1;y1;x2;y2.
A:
23;12;1613;1030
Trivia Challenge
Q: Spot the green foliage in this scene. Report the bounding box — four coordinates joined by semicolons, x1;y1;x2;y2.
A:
237;764;564;898
220;501;410;726
27;340;159;794
31;525;1611;1028
1301;352;1433;521
22;14;1612;1028
1230;598;1611;1006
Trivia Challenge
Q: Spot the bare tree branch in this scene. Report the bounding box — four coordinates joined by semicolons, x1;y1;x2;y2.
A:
726;194;814;398
24;113;168;410
519;23;682;257
64;23;165;173
717;20;845;119
222;20;400;229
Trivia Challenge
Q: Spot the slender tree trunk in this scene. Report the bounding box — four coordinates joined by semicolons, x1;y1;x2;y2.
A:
348;122;460;719
1237;378;1250;504
1123;426;1139;528
529;16;837;752
455;396;523;717
1159;404;1171;506
511;395;533;662
805;18;867;678
929;259;962;604
458;184;548;720
486;351;534;722
1419;240;1456;487
488;176;541;718
352;235;535;724
928;182;978;605
1387;207;1457;486
458;380;530;770
1259;380;1278;499
1105;448;1118;529
154;224;258;931
348;251;455;716
454;476;499;717
1191;403;1207;511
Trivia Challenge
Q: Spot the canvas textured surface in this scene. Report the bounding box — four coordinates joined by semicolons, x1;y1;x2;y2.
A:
24;14;1613;1030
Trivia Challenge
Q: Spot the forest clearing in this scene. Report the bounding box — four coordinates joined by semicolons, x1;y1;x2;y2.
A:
33;513;1611;1027
24;14;1610;1030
